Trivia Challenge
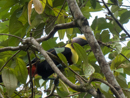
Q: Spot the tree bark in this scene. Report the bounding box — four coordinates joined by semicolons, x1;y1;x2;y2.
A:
66;0;125;98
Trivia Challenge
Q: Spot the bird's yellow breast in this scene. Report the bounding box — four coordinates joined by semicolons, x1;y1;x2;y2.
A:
65;44;78;64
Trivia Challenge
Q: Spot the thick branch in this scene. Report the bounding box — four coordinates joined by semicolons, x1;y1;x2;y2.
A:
66;0;125;98
0;46;20;52
0;22;77;53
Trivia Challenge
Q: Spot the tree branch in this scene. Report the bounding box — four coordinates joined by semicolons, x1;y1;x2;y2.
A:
0;21;77;53
0;33;22;41
66;0;125;97
0;46;20;52
36;21;77;42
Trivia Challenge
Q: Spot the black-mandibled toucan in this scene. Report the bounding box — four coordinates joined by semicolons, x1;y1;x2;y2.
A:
0;35;87;82
27;35;88;80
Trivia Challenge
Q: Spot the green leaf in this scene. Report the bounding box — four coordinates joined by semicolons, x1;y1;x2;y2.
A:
57;88;69;97
27;15;43;33
41;0;46;12
102;46;110;55
57;16;65;39
111;5;119;13
55;47;65;54
108;51;118;60
0;0;18;12
45;17;55;34
81;6;91;18
73;43;88;64
90;0;96;9
18;6;28;25
101;30;110;42
59;80;69;93
111;47;130;69
112;35;122;54
53;0;64;7
47;0;53;7
115;68;124;73
110;0;119;5
83;63;95;78
100;83;109;92
69;65;81;71
0;47;12;59
90;73;103;79
97;18;113;30
120;11;130;24
9;9;23;34
57;53;68;66
127;41;130;47
128;82;130;88
2;67;17;96
34;77;41;87
116;74;127;88
34;23;45;38
42;37;57;50
66;19;73;34
120;33;126;41
0;21;9;32
91;16;98;30
15;58;28;84
58;29;65;39
0;35;8;42
121;62;130;75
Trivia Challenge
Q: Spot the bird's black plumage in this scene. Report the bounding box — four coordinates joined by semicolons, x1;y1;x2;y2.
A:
34;47;72;80
0;75;2;83
28;35;88;80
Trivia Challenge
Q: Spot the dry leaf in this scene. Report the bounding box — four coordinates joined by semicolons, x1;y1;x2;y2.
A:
28;0;33;25
33;0;43;14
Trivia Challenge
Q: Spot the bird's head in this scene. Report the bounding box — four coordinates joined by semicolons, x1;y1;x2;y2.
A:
70;35;88;46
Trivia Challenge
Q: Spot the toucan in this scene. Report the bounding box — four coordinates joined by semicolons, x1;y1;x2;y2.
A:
0;35;88;82
27;35;88;80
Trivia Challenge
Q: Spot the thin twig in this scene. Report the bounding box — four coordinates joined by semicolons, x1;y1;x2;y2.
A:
0;33;22;41
27;51;34;98
0;50;21;72
102;0;130;38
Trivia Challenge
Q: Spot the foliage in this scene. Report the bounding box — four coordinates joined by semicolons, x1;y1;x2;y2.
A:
0;0;130;97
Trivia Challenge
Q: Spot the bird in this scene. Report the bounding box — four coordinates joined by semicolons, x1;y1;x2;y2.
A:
0;35;88;82
27;35;88;80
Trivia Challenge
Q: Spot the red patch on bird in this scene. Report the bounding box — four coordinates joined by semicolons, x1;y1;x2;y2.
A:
27;64;37;77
